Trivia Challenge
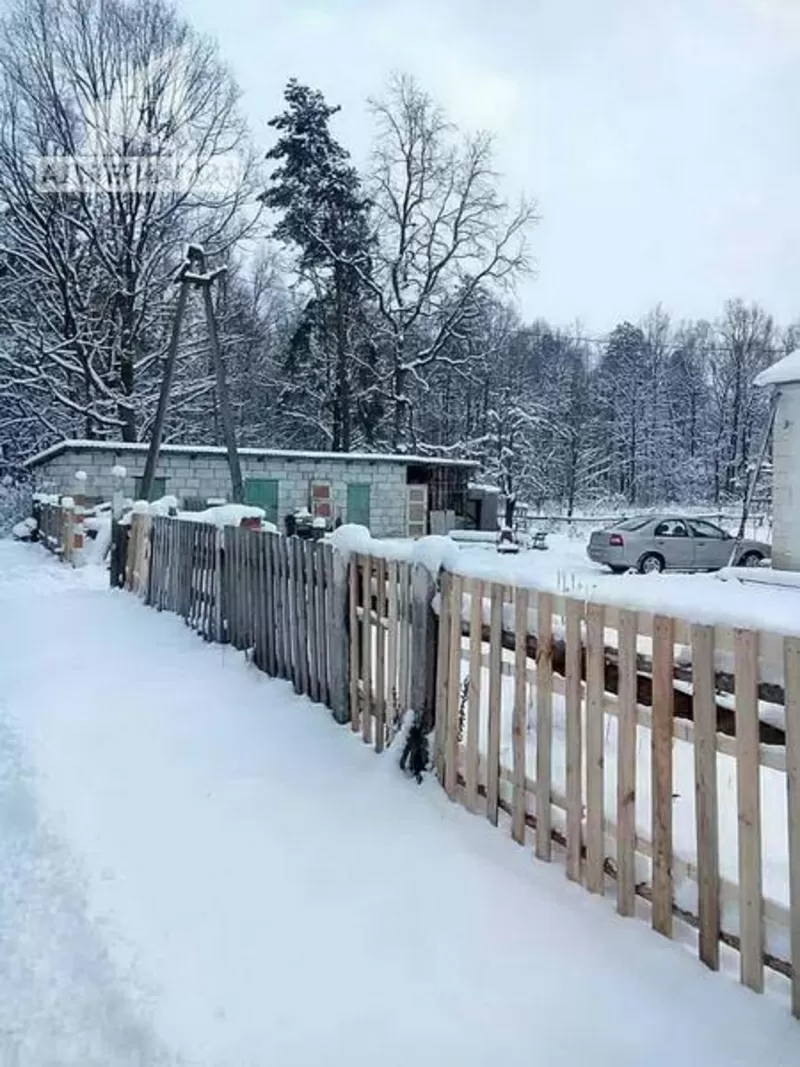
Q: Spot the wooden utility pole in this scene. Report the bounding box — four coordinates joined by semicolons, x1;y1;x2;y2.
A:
140;245;244;503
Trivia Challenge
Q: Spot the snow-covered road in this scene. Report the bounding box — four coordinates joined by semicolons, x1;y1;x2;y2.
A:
2;540;800;1066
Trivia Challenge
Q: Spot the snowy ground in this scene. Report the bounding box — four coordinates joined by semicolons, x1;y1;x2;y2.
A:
3;541;800;1065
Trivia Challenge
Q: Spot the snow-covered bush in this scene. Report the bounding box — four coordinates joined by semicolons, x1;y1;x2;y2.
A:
0;477;32;535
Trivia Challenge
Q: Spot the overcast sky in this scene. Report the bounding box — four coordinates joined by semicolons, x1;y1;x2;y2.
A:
179;0;800;333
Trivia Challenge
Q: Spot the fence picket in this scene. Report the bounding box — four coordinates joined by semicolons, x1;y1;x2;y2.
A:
617;609;638;917
434;570;451;783
274;536;286;677
535;592;554;860
444;572;463;800
565;598;583;882
306;541;320;703
483;582;502;827
315;546;326;704
652;614;675;938
361;556;373;745
349;556;361;732
512;586;529;845
585;601;606;895
397;563;409;721
692;623;720;970
466;578;483;813
374;557;387;752
387;560;399;737
734;627;764;993
785;636;800;1019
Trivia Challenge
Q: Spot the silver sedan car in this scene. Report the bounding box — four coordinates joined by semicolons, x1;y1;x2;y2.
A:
587;515;770;574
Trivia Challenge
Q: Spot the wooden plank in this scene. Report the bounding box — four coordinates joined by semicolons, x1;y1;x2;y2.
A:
374;556;387;752
565;598;583;882
296;538;311;694
585;600;606;895
535;592;554;860
263;535;276;675
400;564;412;715
397;563;409;722
465;578;483;814
444;572;463;800
434;570;451;783
386;559;399;740
785;636;800;1019
616;608;638;917
485;582;503;827
734;627;764;993
280;536;294;682
349;556;361;731
512;586;529;845
652;614;675;938
692;623;720;969
314;545;327;704
306;541;320;702
286;538;301;692
361;556;373;745
254;532;266;664
280;536;292;679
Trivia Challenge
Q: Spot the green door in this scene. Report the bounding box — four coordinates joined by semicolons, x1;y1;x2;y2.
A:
244;478;279;525
347;483;371;528
134;476;166;502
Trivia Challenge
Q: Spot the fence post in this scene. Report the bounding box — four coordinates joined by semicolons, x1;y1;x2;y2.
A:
410;561;439;731
328;547;350;724
61;498;75;563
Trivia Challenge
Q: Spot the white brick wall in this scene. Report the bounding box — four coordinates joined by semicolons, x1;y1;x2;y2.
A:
771;386;800;570
32;446;413;537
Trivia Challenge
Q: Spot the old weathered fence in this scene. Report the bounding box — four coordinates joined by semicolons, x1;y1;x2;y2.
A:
134;514;349;721
33;497;82;562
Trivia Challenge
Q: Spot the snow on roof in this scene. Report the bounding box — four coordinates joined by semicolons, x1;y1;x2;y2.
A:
754;349;800;388
23;439;478;470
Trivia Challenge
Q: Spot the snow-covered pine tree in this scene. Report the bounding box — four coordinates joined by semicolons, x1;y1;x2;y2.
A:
261;80;375;451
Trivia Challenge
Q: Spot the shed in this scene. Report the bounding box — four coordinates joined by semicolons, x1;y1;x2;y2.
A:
23;440;490;539
754;349;800;570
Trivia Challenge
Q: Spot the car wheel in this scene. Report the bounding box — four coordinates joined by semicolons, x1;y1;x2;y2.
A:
740;551;763;568
638;552;665;575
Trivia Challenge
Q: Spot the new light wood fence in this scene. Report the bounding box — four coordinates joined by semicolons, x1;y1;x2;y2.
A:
431;570;800;1017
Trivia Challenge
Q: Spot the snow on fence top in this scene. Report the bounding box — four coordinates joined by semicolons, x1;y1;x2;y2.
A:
754;348;800;388
23;439;478;470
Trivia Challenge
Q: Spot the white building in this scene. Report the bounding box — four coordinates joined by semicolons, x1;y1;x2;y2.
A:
754;350;800;571
23;439;497;539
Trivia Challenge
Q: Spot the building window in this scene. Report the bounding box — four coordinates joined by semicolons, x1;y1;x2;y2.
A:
134;476;166;501
346;483;371;528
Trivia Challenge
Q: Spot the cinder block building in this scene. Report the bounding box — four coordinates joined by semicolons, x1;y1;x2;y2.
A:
24;440;497;539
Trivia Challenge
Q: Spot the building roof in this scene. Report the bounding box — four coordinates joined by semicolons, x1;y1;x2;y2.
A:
23;439;479;471
754;349;800;388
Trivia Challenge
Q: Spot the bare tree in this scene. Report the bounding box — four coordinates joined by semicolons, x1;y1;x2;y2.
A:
365;74;536;450
0;0;260;453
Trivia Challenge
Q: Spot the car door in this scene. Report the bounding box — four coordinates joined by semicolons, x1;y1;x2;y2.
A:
653;519;695;570
687;518;732;570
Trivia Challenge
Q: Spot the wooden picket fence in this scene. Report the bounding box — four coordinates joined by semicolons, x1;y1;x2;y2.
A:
121;519;800;1020
347;553;415;752
429;569;800;1018
134;514;348;720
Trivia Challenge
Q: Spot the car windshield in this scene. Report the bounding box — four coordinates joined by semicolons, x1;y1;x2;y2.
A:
612;517;651;532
